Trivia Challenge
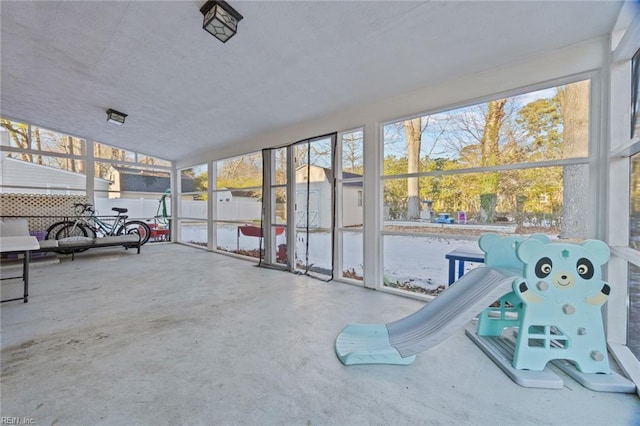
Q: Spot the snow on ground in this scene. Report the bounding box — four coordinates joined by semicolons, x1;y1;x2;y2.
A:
383;234;480;289
180;223;482;289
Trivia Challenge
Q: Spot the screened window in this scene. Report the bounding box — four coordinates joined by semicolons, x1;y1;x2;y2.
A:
381;79;591;295
213;153;263;258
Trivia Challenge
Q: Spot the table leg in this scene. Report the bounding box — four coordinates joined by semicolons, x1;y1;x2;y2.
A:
23;250;30;303
458;260;465;282
448;259;455;285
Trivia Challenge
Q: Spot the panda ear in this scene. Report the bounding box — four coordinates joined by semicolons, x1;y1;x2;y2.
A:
581;240;610;265
516;239;545;264
530;233;551;244
478;233;499;253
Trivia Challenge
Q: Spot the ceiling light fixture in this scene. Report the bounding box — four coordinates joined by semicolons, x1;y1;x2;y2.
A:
106;109;127;126
200;1;243;43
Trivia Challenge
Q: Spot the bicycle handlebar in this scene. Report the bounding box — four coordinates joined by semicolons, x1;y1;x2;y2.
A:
73;203;94;214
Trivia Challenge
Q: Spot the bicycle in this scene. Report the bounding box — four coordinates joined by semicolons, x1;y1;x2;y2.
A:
46;203;152;246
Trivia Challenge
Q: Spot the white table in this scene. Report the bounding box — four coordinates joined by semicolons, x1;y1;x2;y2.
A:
1;236;40;303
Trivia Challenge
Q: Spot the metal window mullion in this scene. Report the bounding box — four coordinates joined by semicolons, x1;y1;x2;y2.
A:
286;144;296;271
208;161;215;251
380;157;589;181
262;149;274;265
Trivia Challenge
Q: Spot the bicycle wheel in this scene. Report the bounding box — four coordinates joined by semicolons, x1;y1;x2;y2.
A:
54;223;92;253
118;221;151;245
55;223;91;240
45;221;73;240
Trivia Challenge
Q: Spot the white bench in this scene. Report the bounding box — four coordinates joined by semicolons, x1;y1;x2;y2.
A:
1;218;141;260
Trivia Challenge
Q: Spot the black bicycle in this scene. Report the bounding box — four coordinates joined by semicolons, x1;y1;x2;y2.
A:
46;203;152;245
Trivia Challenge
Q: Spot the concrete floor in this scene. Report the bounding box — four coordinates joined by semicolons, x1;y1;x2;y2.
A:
1;243;639;425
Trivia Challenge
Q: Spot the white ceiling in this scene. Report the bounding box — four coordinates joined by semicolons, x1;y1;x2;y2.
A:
0;1;623;162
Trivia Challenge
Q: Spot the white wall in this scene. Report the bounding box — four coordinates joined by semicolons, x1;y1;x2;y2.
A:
1;156;110;194
343;186;363;227
180;199;262;222
216;200;261;222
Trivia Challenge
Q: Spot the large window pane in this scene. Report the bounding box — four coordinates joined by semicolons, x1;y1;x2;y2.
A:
631;152;640;251
93;163;170;223
342;130;363;174
294;137;334;279
181;164;207;194
95;162;170;195
343;231;363;281
1;119;86;157
215;189;262;223
1;152;86;194
383;80;590;176
138;155;171;167
213;152;263;259
179;164;207;231
338;130;364;282
94;142;135;162
0;118;29;149
180;220;207;247
216;153;262;190
273;148;287;185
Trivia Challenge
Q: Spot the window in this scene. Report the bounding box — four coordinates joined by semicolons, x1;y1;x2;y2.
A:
338;129;364;282
212;153;263;258
1;119;86;195
631;152;640;251
381;79;591;296
0;117;172;229
178;164;208;248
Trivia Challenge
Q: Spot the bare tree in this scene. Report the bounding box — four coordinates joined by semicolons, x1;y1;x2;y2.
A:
341;132;363;174
405;118;422;219
1;119;33;162
557;80;589;238
479;99;507;223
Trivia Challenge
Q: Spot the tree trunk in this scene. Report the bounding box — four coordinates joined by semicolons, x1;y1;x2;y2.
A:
405;118;421;219
479;99;506;223
67;136;76;172
558;81;589;238
33;127;43;165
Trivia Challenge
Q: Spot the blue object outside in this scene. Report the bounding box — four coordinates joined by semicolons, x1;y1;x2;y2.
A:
444;249;484;285
434;213;455;224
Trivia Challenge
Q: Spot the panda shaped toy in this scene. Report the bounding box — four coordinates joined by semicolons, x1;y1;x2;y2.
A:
512;238;611;374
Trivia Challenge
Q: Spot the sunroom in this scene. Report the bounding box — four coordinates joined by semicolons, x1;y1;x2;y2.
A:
1;1;640;423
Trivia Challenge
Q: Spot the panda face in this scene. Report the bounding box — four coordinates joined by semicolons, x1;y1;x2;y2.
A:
536;250;598;290
517;238;609;297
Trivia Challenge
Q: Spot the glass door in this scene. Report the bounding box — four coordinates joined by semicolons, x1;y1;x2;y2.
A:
293;135;336;280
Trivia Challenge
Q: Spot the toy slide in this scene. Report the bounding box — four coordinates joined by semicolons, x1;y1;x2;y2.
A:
336;233;636;393
335;266;518;365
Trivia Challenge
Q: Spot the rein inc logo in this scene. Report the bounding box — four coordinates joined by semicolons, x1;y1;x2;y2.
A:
1;418;35;425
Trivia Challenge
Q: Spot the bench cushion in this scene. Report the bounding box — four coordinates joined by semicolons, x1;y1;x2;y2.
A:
58;236;94;246
97;235;139;245
38;239;59;249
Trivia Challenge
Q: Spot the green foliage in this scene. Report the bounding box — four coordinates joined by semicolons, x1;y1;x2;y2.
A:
383;89;569;222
